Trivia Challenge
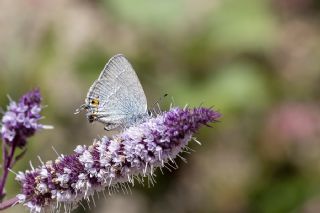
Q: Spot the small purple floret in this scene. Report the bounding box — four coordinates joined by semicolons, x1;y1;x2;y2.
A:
16;107;221;212
1;89;43;147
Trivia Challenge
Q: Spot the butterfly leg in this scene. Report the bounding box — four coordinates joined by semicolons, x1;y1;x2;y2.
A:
104;123;120;131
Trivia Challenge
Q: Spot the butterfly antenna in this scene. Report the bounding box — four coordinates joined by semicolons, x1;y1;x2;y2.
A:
149;93;168;115
74;104;87;114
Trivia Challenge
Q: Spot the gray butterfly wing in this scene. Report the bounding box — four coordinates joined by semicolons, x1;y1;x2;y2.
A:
85;54;147;128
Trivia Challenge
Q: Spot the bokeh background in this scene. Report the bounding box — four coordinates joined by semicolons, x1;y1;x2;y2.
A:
1;0;320;212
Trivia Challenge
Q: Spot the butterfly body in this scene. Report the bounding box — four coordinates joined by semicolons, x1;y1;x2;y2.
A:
76;54;148;131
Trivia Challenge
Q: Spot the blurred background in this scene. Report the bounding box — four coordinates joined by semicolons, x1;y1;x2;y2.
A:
1;0;320;212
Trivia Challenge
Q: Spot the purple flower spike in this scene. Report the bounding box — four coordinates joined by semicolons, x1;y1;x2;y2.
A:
16;107;221;213
1;89;48;147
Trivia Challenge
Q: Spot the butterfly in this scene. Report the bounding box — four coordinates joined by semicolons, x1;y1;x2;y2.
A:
75;54;148;131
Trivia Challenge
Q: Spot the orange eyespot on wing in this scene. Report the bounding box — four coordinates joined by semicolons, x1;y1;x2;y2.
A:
90;99;100;106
